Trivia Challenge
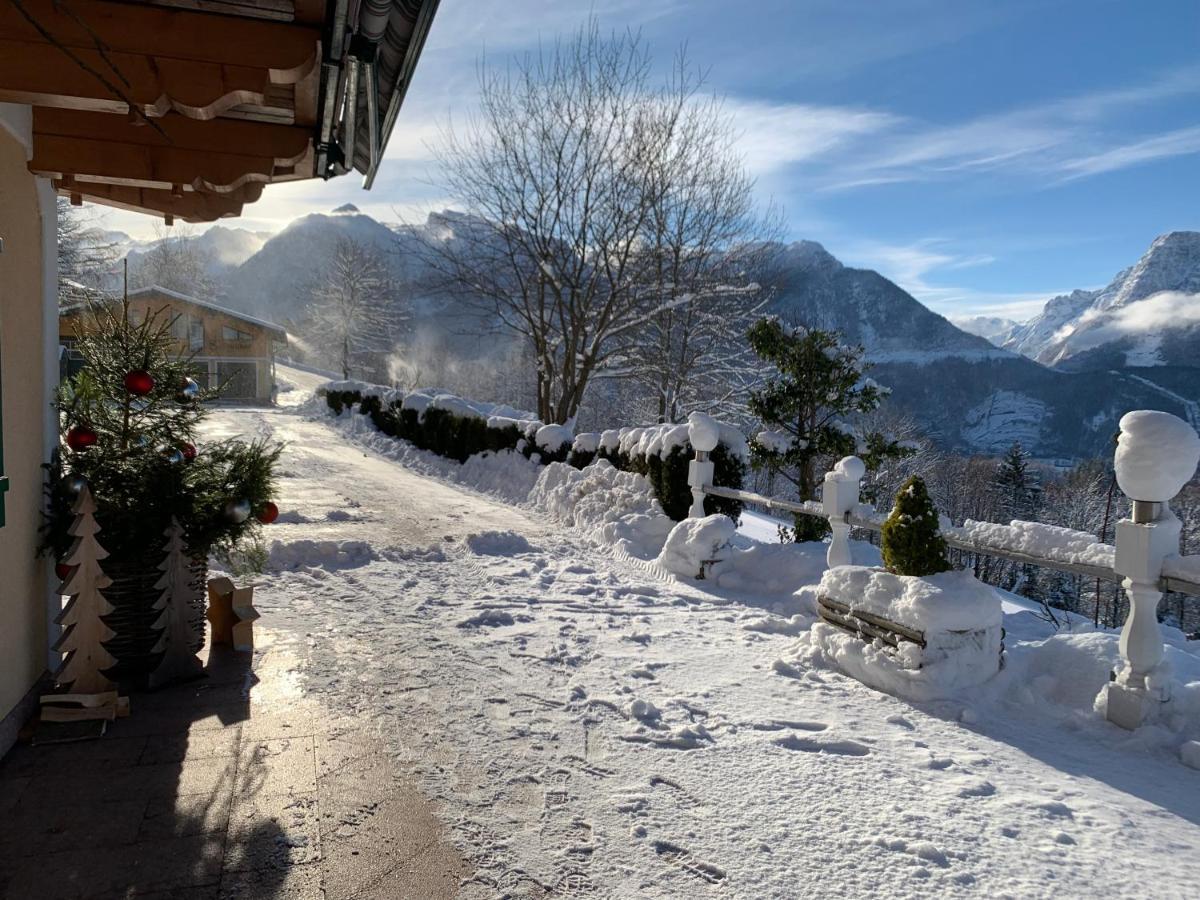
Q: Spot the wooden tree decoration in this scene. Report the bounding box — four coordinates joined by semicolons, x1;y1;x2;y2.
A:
54;486;117;694
149;517;204;688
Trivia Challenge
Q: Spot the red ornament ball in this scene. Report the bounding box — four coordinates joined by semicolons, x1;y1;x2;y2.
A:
66;424;98;451
256;501;280;524
55;562;74;582
124;369;155;396
181;442;198;461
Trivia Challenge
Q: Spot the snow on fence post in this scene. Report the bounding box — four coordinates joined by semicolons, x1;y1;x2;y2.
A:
823;456;865;568
686;413;720;519
1101;410;1200;731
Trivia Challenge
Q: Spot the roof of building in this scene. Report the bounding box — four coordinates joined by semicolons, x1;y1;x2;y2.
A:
62;285;288;342
2;0;441;221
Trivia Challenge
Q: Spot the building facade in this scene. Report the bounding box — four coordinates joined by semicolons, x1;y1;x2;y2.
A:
61;287;288;404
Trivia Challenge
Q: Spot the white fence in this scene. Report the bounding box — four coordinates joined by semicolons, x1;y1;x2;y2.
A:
684;411;1200;731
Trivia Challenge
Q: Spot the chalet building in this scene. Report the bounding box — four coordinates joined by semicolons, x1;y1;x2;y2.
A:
61;286;289;403
0;0;441;756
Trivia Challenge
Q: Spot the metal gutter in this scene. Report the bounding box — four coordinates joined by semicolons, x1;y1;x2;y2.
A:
363;0;439;188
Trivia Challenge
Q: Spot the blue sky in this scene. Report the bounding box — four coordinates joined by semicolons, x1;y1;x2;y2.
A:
105;0;1200;321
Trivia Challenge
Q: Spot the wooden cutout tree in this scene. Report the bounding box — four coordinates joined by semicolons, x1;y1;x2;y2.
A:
149;517;204;687
54;486;117;694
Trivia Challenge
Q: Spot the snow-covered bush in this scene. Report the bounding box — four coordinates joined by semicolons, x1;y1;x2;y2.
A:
657;514;737;578
882;475;951;576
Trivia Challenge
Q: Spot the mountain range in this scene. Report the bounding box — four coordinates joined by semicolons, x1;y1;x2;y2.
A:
107;209;1199;461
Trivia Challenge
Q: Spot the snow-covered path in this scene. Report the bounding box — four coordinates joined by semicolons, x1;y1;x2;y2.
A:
202;395;1200;899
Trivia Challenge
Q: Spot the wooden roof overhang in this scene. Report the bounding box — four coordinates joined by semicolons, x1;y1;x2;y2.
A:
0;0;440;222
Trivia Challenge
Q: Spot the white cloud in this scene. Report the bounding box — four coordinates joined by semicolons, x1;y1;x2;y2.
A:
1054;291;1200;350
722;99;900;175
1058;126;1200;180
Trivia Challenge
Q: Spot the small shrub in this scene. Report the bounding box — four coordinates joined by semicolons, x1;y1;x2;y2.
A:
881;475;951;576
568;448;596;469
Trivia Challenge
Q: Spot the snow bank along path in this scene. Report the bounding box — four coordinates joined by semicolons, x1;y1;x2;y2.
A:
198;379;1200;899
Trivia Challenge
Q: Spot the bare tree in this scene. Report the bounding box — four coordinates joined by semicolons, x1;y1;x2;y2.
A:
130;224;215;296
428;22;769;425
57;198;120;301
304;236;402;380
613;90;778;423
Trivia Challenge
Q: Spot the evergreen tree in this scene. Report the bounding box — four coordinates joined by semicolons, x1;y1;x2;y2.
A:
881;476;951;577
993;441;1039;521
746;317;911;541
45;298;280;564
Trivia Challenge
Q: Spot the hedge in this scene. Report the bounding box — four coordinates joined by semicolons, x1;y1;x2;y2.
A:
319;383;745;522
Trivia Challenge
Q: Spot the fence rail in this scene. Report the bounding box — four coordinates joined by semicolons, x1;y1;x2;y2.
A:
700;483;1200;598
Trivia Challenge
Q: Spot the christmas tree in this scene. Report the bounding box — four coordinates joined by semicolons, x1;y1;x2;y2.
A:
45;296;280;564
44;295;280;682
54;485;117;693
746;317;911;541
149;518;204;688
881;475;951;577
993;441;1040;521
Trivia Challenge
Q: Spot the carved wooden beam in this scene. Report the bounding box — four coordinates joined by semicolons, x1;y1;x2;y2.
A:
1;0;320;80
57;180;266;221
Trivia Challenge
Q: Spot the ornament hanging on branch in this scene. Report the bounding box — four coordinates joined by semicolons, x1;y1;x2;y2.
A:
149;518;204;688
178;377;200;403
66;424;98;452
255;501;280;524
124;369;155;396
181;443;198;462
160;447;185;465
225;499;252;523
53;486;117;694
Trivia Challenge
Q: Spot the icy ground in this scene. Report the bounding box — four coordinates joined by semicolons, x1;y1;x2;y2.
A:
201;369;1200;899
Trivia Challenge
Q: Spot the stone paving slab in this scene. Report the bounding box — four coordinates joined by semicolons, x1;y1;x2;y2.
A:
0;629;466;900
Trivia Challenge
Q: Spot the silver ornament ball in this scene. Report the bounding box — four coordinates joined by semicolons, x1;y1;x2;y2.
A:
225;499;252;523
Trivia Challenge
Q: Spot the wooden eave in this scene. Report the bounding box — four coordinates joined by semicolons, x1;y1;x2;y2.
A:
0;0;330;221
1;0;441;222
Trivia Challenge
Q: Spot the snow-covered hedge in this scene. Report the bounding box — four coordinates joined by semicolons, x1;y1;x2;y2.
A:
318;381;747;521
591;423;748;521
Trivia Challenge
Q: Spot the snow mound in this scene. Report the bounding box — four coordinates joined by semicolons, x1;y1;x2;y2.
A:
1115;410;1200;500
268;539;377;570
528;460;674;558
822;567;1003;633
466;530;536;556
656;515;736;578
456;450;542;505
713;540;879;598
790;567;1005;701
536;423;573;453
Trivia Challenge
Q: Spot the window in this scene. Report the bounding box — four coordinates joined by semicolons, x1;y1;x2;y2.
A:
189;316;204;351
222;325;253;344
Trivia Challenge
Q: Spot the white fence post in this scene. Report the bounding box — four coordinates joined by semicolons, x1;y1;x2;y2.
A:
1102;410;1200;730
687;413;719;519
823;457;865;568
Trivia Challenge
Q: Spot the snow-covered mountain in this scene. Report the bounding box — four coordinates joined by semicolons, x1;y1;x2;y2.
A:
125;224;269;280
1004;232;1200;369
952;315;1019;344
765;241;1012;363
196;209;1196;459
221;205;401;320
762;239;1191;458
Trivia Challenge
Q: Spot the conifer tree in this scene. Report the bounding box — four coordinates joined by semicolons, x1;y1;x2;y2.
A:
747;317;910;541
54;486;117;693
149;518;204;687
993;441;1039;521
881;475;951;577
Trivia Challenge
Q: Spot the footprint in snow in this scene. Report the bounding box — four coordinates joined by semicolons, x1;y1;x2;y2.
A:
750;719;828;733
653;841;727;885
773;735;870;756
